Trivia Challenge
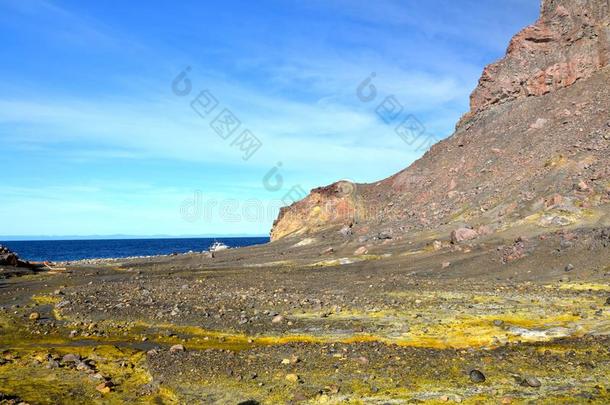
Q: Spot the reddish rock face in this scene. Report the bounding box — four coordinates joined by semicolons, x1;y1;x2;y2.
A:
270;181;360;241
465;0;609;121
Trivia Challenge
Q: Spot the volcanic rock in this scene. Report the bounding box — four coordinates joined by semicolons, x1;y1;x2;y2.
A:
0;245;33;268
451;228;479;244
466;0;610;117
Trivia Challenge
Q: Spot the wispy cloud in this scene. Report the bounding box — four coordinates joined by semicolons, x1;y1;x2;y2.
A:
0;0;116;47
0;0;540;236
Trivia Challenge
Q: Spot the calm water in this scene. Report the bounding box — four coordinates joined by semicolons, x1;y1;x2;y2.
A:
0;237;269;262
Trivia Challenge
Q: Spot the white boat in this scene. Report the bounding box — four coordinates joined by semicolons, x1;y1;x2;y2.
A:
209;241;229;252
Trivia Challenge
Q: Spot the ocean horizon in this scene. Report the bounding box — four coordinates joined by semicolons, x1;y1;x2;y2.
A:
0;237;270;262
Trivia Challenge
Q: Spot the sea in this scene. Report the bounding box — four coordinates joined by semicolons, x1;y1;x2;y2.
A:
0;237;270;262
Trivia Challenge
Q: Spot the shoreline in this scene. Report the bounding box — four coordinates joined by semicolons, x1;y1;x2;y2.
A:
55;249;214;266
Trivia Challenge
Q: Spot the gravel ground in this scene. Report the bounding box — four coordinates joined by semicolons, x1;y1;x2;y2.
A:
1;222;610;403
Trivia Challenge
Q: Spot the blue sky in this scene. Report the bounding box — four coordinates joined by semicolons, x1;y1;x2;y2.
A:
0;0;539;238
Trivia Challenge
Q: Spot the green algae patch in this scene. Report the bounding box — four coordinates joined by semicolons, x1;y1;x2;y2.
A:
36;282;610;354
132;322;255;351
516;206;606;230
544;154;568;168
399;249;428;257
0;345;171;405
161;376;287;405
290;308;395;321
280;288;610;349
244;260;295;268
31;295;63;306
553;282;610;292
123;311;593;351
402;313;583;350
2;293;610;404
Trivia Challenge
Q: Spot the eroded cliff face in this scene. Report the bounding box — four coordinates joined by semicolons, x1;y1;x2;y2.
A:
466;0;609;119
270;0;610;243
270;181;362;241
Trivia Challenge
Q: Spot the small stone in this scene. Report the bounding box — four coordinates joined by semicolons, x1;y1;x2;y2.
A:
281;358;291;365
322;247;334;255
47;359;60;369
354;246;368;256
476;225;492;236
29;312;40;321
530;118;548;130
169;344;185;353
576;180;589;192
525;376;541;388
272;315;284;324
96;381;113;394
493;319;504;327
339;225;352;237
377;231;392;240
469;369;486;383
501;397;513;404
285;373;299;383
62;353;80;364
442;262;451;269
565;264;574;272
432;240;443;251
292;393;308;402
76;361;94;373
546;194;563;208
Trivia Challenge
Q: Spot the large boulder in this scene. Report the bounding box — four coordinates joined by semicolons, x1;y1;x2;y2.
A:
451;228;479;244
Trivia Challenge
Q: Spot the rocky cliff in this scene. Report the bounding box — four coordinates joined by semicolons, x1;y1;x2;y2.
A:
465;0;610;121
271;0;610;242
